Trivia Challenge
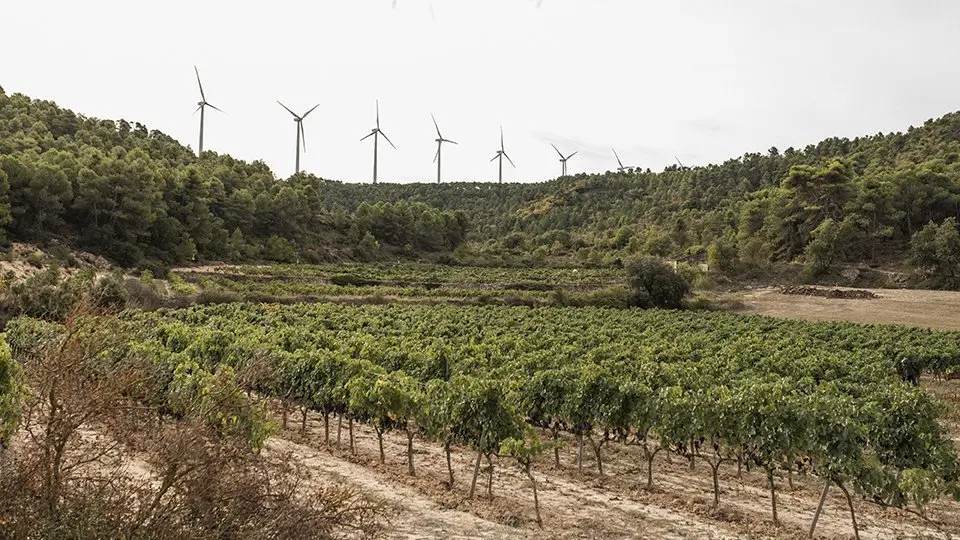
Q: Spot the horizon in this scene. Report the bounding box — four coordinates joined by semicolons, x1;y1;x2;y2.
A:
5;1;960;184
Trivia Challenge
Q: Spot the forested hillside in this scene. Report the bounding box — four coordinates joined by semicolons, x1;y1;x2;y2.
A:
2;89;960;286
0;92;467;269
320;118;960;286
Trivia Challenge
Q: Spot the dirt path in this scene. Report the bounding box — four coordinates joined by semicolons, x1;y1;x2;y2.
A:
267;437;523;539
729;286;960;330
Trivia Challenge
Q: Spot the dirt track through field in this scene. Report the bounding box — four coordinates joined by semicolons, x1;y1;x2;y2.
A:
732;286;960;330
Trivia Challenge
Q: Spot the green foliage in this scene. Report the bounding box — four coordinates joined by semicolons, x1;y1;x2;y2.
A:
168;273;197;296
1;265;113;321
116;301;960;516
0;93;467;267
355;232;380;262
168;360;271;450
265;235;297;264
803;218;850;277
910;218;960;289
625;257;690;308
448;376;522;454
0;339;23;448
5;91;960;281
706;237;737;273
90;272;128;312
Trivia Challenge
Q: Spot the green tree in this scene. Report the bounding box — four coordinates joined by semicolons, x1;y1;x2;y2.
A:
803;218;851;277
777;161;855;259
625;257;690;309
355;232;380;262
910;218;960;288
265;235;297;263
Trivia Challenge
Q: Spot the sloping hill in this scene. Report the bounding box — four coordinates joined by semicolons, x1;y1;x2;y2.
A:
2;89;960;286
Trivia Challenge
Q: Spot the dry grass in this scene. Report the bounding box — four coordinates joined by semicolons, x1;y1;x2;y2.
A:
727;286;960;330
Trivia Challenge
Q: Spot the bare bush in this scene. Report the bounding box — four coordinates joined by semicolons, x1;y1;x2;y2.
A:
0;307;386;539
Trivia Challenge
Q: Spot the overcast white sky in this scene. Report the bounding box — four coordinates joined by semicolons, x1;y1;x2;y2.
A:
4;1;960;183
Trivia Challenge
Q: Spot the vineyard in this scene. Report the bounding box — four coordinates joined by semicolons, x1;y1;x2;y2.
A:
83;302;960;537
172;263;628;306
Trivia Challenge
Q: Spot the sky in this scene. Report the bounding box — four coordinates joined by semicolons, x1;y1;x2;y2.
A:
4;0;960;183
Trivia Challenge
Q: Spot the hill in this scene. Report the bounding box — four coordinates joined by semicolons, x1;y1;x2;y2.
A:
0;91;466;270
318;117;960;286
2;89;960;286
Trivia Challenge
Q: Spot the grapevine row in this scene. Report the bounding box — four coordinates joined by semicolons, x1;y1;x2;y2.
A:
121;303;960;532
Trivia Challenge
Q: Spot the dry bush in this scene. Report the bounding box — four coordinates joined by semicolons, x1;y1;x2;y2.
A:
0;307;386;539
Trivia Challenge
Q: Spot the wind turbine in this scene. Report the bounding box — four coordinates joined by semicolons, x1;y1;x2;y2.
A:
431;114;457;184
551;143;577;176
490;127;515;184
277;101;319;175
193;66;223;156
613;148;639;173
360;100;396;184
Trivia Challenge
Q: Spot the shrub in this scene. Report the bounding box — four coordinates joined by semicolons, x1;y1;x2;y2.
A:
5;265;88;321
707;238;738;273
265;236;297;264
168;273;197;296
124;277;163;310
329;274;379;287
91;273;128;312
195;288;241;305
0;340;23;449
502;232;527;250
355;233;380;262
625;257;690;309
25;251;45;268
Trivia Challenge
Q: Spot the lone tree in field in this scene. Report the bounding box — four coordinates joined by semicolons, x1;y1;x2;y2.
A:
625;257;690;309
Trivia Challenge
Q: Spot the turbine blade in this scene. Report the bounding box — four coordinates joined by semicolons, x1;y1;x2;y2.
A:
613;148;624;168
490;154;500;163
277;101;298;117
207;103;225;114
504;153;516;168
433;145;440;163
431;113;442;138
500;126;504;151
376;99;380;129
302;104;320;118
380;131;397;149
567;152;578;160
444;139;458;145
194;104;203;115
300;122;307;152
360;131;375;142
194;66;206;101
551;143;564;159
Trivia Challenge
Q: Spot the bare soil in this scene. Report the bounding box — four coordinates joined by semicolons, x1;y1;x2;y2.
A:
729;286;960;331
271;408;960;539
